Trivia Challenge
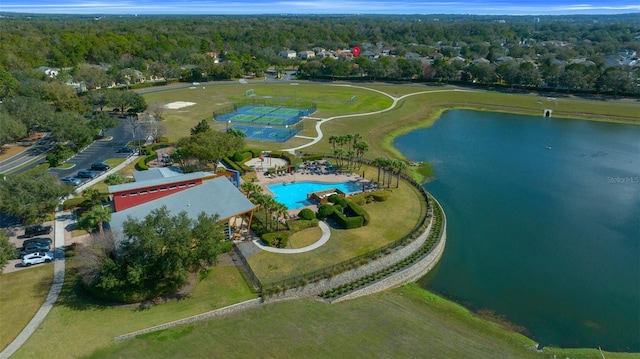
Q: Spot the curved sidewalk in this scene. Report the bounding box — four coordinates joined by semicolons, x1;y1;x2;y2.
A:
284;86;474;154
0;211;71;359
252;221;331;253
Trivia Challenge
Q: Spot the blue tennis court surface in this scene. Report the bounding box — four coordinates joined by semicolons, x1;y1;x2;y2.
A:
215;105;314;126
231;125;300;142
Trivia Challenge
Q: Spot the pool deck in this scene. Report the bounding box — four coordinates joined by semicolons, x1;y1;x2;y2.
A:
255;170;365;196
253;168;377;217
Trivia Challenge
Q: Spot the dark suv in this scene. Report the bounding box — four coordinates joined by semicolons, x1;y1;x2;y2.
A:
90;162;110;171
77;170;98;178
24;237;52;247
18;242;51;258
24;224;53;238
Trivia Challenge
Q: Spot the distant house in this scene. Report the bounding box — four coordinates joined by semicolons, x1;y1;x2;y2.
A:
472;58;490;65
279;50;297;59
316;51;336;60
36;66;60;78
335;50;354;60
204;51;220;64
297;51;315;60
449;56;466;64
404;52;423;61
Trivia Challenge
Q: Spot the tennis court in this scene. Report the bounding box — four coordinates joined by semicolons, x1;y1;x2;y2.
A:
230;125;300;142
215;105;313;127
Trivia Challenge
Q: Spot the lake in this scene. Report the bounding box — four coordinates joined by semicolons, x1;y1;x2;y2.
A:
394;110;640;351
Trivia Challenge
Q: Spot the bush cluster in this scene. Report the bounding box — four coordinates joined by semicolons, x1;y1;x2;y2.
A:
262;232;290;248
297;208;316;220
287;218;319;232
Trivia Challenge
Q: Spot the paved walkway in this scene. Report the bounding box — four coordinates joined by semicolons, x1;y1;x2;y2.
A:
284;86;474;154
253;221;331;253
0;211;71;359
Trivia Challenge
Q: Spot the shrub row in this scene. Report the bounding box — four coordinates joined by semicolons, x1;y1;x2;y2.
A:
136;144;170;171
287;218;319;232
346;201;369;226
62;197;91;210
319;201;444;300
270;151;302;167
222;157;246;174
301;154;323;161
262;231;290;248
332;207;364;229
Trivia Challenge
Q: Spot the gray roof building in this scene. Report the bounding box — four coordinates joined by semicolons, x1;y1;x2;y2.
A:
108;171;209;194
108;176;256;236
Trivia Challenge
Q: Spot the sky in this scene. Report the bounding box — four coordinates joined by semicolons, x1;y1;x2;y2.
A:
0;0;639;15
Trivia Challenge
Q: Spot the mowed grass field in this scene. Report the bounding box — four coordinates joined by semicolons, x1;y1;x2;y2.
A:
248;175;425;285
142;83;393;143
4;83;638;358
11;257;257;359
0;265;53;350
84;284;637;359
141;83;639;160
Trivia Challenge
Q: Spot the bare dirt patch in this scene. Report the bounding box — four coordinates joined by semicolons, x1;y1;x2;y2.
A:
164;101;196;110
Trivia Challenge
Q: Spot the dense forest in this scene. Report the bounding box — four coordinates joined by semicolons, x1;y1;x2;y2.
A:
0;14;639;148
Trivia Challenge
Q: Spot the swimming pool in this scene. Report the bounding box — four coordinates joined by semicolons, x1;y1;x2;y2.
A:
267;181;363;210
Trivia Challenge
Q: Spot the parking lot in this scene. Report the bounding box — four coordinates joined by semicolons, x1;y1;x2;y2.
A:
3;220;57;274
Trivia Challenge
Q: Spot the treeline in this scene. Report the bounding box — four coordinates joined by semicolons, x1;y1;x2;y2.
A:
1;14;639;70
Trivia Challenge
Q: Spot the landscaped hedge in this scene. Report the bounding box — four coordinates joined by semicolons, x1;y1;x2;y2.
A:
297;208;315;220
222;157;245;174
136;144;170;171
369;190;391;202
346;194;367;206
316;204;335;220
245;148;262;158
287;218;319;232
301;154;323;161
346;201;370;226
262;232;290;248
270;151;302;167
332;207;364;229
62;197;91;210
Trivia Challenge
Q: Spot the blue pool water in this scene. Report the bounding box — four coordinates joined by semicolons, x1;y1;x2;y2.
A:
267;181;363;209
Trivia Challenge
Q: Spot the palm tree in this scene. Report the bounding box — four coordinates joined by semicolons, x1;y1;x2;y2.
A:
87;205;111;234
354;141;369;170
82;187;103;206
385;158;398;188
372;157;386;184
273;202;288;231
328;135;339;153
240;181;262;198
395;161;407;187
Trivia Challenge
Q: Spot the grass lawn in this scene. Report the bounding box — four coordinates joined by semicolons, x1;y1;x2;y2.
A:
11;255;257;359
83;284;638;359
142;83;393;143
288;226;323;249
3;83;633;358
248;179;425;285
0;265;54;350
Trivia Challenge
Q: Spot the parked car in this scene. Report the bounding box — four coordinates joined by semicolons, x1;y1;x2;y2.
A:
22;252;53;266
23;237;52;247
90;162;110;171
60;176;82;186
24;224;52;238
18;243;51;258
77;170;98;179
118;146;138;154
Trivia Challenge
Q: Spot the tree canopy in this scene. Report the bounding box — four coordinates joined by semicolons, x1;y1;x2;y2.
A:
0;168;74;224
80;206;227;302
